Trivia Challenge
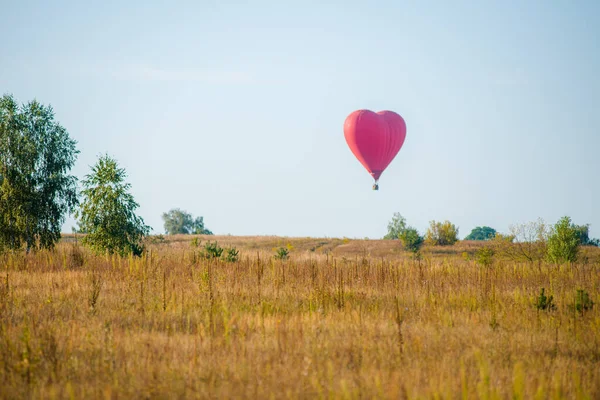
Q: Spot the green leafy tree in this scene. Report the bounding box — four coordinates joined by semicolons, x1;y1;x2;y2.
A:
384;212;407;239
0;94;79;252
162;208;213;235
75;154;150;256
465;226;496;241
546;216;580;263
399;226;424;256
425;220;459;246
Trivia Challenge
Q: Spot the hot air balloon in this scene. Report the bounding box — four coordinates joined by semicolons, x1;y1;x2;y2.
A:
343;109;406;190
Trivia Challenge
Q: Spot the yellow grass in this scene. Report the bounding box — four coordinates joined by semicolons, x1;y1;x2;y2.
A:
1;236;599;399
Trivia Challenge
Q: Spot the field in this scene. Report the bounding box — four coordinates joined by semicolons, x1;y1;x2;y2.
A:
1;235;599;399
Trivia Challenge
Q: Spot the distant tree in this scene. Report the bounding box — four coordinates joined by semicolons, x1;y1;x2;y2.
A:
546;216;581;263
162;208;213;235
574;224;600;247
0;94;79;252
425;220;459;246
75;154;150;257
384;212;407;239
192;216;213;235
464;226;496;241
162;208;192;235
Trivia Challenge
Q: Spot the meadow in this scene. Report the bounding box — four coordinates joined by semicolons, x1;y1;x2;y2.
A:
1;235;598;399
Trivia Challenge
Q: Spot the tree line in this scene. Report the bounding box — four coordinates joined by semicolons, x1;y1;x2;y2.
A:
384;212;599;264
1;94;212;256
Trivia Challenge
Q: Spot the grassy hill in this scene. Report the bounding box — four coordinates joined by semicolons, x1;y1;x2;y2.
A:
1;234;598;398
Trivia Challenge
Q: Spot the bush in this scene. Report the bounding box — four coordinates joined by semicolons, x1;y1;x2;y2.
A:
398;227;424;255
475;246;494;267
224;247;239;263
425;220;459;246
274;247;289;260
570;289;594;315
490;218;549;263
534;288;556;311
201;241;223;259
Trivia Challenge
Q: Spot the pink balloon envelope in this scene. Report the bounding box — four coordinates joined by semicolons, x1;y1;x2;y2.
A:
343;109;407;183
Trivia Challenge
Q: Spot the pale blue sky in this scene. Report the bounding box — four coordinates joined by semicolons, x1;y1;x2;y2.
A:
2;0;599;239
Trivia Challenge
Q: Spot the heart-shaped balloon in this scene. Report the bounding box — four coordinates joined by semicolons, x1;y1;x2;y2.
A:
343;109;407;184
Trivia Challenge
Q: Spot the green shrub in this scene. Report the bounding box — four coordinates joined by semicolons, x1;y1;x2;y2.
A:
224;247;239;263
475;246;494;268
399;227;424;255
274;247;289;260
202;241;223;259
534;288;556;311
425;220;459;246
570;289;594;315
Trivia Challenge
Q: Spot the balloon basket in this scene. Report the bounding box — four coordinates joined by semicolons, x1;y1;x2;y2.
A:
372;183;379;191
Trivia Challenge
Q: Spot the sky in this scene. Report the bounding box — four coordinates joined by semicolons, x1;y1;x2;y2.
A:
1;0;599;239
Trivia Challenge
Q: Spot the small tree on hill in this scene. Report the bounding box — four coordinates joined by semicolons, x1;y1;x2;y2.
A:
162;208;213;235
465;226;496;241
76;154;150;257
0;94;79;252
546;216;580;263
384;212;407;239
425;220;459;246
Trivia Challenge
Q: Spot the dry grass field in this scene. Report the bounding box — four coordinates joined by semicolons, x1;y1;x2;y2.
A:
1;235;599;399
